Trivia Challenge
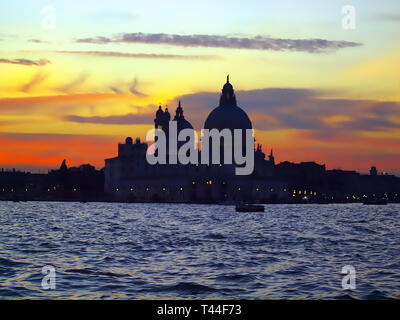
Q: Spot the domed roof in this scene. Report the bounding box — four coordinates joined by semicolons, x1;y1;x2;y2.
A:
204;105;252;131
177;118;193;131
125;137;133;145
204;76;252;131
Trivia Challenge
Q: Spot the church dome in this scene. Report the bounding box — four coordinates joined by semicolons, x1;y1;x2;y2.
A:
204;76;252;131
204;105;252;131
177;118;193;131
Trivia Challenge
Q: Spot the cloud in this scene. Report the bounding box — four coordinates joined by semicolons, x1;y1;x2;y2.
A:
0;93;117;116
0;58;50;66
129;78;147;96
76;36;112;44
367;102;400;116
165;88;400;132
20;71;48;92
76;33;362;53
107;77;148;96
159;88;321;129
62;87;400;135
55;50;215;60
64;113;154;125
57;73;89;94
109;86;123;94
28;39;50;44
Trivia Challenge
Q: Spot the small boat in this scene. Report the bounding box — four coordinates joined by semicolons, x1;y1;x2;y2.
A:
236;203;265;212
363;198;388;205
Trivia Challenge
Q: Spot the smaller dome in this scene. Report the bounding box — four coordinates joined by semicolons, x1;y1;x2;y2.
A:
177;118;193;131
125;137;133;145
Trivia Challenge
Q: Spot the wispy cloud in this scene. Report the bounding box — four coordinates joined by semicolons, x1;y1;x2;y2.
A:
163;88;400;133
107;77;148;96
55;50;216;60
57;73;89;94
0;93;119;116
20;72;48;92
129;78;147;96
77;36;112;44
64;113;154;125
28;39;50;44
76;33;362;53
0;58;50;66
62;87;400;135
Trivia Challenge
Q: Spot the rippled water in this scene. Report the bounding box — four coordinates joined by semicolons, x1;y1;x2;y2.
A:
0;202;399;299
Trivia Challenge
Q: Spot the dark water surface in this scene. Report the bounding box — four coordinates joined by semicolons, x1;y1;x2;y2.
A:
0;202;399;299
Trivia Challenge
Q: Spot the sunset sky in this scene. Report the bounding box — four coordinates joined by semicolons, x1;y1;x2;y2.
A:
1;0;400;174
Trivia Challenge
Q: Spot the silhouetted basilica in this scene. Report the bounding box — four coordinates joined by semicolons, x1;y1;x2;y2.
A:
105;77;280;203
2;78;399;204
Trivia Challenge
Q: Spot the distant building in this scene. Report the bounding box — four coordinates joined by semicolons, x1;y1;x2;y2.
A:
0;161;104;201
104;77;282;203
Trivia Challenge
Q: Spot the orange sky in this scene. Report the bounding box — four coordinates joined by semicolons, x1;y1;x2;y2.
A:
1;1;400;174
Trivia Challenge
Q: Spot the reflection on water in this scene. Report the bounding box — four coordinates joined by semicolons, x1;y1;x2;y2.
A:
0;202;399;299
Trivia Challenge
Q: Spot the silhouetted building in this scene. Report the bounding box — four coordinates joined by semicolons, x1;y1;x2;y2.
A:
103;78;400;203
104;78;281;203
0;161;104;201
2;79;400;204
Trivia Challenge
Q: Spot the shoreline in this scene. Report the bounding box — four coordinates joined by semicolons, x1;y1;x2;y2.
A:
1;198;399;205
